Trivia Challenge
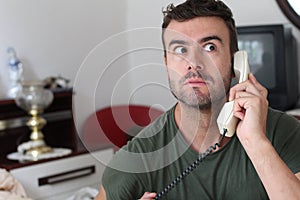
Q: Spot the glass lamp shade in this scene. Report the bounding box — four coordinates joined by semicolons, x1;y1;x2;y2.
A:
15;80;54;114
14;80;54;158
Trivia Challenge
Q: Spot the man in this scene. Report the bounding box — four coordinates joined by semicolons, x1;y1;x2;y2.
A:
95;0;300;199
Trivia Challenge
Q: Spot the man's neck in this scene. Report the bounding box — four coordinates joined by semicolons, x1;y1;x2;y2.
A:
174;102;225;152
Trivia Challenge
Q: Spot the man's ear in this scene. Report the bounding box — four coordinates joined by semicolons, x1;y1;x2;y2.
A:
231;57;235;78
164;56;167;66
232;71;236;78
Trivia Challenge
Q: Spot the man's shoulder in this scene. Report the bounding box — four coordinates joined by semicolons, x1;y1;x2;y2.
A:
266;107;300;139
125;106;177;151
143;106;175;131
267;107;300;126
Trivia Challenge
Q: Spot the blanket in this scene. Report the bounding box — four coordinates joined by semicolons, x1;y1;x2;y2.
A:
0;168;32;200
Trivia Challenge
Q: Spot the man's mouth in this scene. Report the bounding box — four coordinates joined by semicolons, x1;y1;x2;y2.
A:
184;78;208;87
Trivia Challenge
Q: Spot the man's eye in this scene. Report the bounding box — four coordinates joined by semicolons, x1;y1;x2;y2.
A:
174;46;187;54
204;44;216;52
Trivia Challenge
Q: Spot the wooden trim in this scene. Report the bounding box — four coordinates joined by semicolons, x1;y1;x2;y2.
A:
276;0;300;29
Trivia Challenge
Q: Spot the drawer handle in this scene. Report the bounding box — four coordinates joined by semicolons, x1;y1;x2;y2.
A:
38;165;95;186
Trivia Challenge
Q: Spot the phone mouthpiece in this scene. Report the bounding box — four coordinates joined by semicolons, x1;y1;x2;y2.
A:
217;101;238;137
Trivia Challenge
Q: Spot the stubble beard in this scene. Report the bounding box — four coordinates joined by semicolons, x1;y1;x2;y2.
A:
169;76;230;111
170;85;212;110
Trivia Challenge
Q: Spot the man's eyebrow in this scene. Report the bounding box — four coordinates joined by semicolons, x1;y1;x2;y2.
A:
168;39;188;48
168;35;223;48
200;35;223;44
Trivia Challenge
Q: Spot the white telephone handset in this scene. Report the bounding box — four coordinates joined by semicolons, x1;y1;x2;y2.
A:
217;50;250;137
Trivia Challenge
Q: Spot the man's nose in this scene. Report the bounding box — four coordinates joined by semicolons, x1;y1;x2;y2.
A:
186;49;205;71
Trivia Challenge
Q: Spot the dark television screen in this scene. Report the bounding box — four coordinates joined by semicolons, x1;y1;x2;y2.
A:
237;24;298;111
238;33;276;89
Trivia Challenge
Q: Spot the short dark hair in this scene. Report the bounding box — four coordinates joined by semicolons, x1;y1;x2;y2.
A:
162;0;238;57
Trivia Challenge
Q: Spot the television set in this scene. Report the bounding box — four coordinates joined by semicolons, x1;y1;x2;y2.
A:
236;24;299;111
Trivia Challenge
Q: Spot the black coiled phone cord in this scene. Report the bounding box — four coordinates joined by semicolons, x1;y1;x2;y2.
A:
154;129;228;200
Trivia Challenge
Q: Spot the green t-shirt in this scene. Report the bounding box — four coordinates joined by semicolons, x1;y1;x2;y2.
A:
102;106;300;200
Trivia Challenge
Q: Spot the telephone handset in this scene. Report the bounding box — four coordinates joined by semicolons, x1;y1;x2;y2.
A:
217;50;250;137
154;51;250;200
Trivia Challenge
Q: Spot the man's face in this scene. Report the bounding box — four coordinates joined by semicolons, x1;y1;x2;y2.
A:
164;16;233;109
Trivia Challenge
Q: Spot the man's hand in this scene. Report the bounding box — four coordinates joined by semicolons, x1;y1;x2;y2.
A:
229;73;269;144
138;192;157;200
95;186;157;200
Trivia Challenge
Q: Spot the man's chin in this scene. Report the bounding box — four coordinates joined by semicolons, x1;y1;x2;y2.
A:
180;100;212;110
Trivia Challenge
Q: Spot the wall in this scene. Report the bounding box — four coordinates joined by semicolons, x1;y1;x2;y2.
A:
0;0;129;134
1;0;299;134
124;0;184;112
0;0;128;95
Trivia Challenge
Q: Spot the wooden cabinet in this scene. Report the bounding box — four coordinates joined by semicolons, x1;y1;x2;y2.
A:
0;89;110;170
0;89;114;199
10;148;113;200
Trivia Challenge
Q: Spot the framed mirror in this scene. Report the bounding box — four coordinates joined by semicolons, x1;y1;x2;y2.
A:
276;0;300;29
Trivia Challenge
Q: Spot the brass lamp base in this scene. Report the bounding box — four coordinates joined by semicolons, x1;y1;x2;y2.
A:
17;139;53;160
24;110;53;159
25;143;53;158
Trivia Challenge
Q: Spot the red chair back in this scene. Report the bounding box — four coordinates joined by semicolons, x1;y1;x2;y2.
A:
82;105;164;150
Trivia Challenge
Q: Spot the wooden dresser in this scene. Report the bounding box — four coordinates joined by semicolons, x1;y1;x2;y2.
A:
0;89;113;199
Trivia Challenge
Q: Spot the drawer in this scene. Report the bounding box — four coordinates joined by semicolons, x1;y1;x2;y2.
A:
10;148;114;200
